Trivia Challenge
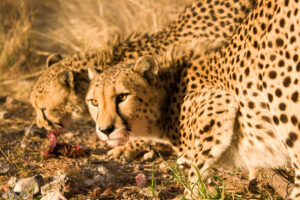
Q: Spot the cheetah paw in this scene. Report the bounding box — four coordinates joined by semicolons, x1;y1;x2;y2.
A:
107;145;144;161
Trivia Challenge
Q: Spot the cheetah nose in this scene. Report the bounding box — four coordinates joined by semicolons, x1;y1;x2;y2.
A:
99;125;115;136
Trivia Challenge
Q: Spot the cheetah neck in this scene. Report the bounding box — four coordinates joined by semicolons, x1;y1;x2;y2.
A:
152;56;191;143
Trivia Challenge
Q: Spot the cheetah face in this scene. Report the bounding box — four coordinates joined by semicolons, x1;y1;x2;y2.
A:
30;68;89;130
86;56;164;146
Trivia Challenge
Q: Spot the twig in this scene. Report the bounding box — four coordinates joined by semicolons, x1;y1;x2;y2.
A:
0;146;21;170
0;70;45;86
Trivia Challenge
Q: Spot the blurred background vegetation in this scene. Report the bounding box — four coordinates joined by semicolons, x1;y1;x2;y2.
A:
0;0;192;100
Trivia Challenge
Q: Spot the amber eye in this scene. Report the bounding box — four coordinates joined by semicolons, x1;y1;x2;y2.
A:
90;99;98;107
116;93;129;103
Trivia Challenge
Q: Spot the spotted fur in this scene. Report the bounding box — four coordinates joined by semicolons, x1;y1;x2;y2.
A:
87;0;300;197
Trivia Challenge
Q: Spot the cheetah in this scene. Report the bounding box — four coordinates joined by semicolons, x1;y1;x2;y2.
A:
30;0;254;156
86;0;300;198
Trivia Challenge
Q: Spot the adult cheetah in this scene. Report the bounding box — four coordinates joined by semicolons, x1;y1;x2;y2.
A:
30;0;254;156
87;0;300;198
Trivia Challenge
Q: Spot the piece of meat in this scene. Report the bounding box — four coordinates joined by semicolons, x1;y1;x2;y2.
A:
44;129;85;158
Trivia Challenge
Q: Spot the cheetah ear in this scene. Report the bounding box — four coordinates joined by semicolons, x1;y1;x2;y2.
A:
46;54;63;68
133;55;159;78
88;66;98;80
57;70;74;88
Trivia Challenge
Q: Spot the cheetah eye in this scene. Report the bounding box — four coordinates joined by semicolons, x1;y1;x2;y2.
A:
90;99;98;107
116;93;129;103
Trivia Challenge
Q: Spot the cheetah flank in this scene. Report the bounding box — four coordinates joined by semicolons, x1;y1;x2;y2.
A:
87;0;300;198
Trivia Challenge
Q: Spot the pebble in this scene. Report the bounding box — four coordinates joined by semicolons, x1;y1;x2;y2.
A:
143;150;155;161
0;161;10;174
13;174;44;198
40;191;67;200
135;173;147;187
41;174;79;196
159;162;170;173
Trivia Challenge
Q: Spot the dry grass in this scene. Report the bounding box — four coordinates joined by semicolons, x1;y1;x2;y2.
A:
0;0;192;80
0;0;32;78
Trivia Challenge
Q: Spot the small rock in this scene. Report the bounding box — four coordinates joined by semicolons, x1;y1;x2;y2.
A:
207;177;213;185
41;174;79;196
0;161;10;174
14;174;44;198
139;188;153;197
0;110;10;120
8;177;18;188
40;191;67;200
143;150;155;161
135;173;147;187
97;165;110;176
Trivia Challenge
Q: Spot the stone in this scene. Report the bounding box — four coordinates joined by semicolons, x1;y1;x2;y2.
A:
40;191;67;200
159;162;170;173
135;173;147;187
143;150;155;161
13;174;44;198
41;174;79;196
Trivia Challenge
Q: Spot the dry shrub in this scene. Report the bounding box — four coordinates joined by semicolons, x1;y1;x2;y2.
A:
0;0;32;79
0;0;192;79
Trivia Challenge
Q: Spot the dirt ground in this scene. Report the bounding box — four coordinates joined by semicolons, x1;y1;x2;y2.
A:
0;89;287;200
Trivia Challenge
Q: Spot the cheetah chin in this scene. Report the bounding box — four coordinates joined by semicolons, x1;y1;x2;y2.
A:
96;129;130;147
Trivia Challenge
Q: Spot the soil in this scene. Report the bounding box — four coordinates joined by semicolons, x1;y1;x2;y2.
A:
0;93;287;199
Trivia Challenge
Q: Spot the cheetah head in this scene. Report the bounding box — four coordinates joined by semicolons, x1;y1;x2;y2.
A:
30;55;90;130
86;56;166;146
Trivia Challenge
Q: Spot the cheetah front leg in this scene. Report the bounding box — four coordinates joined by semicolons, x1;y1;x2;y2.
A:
178;88;240;197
